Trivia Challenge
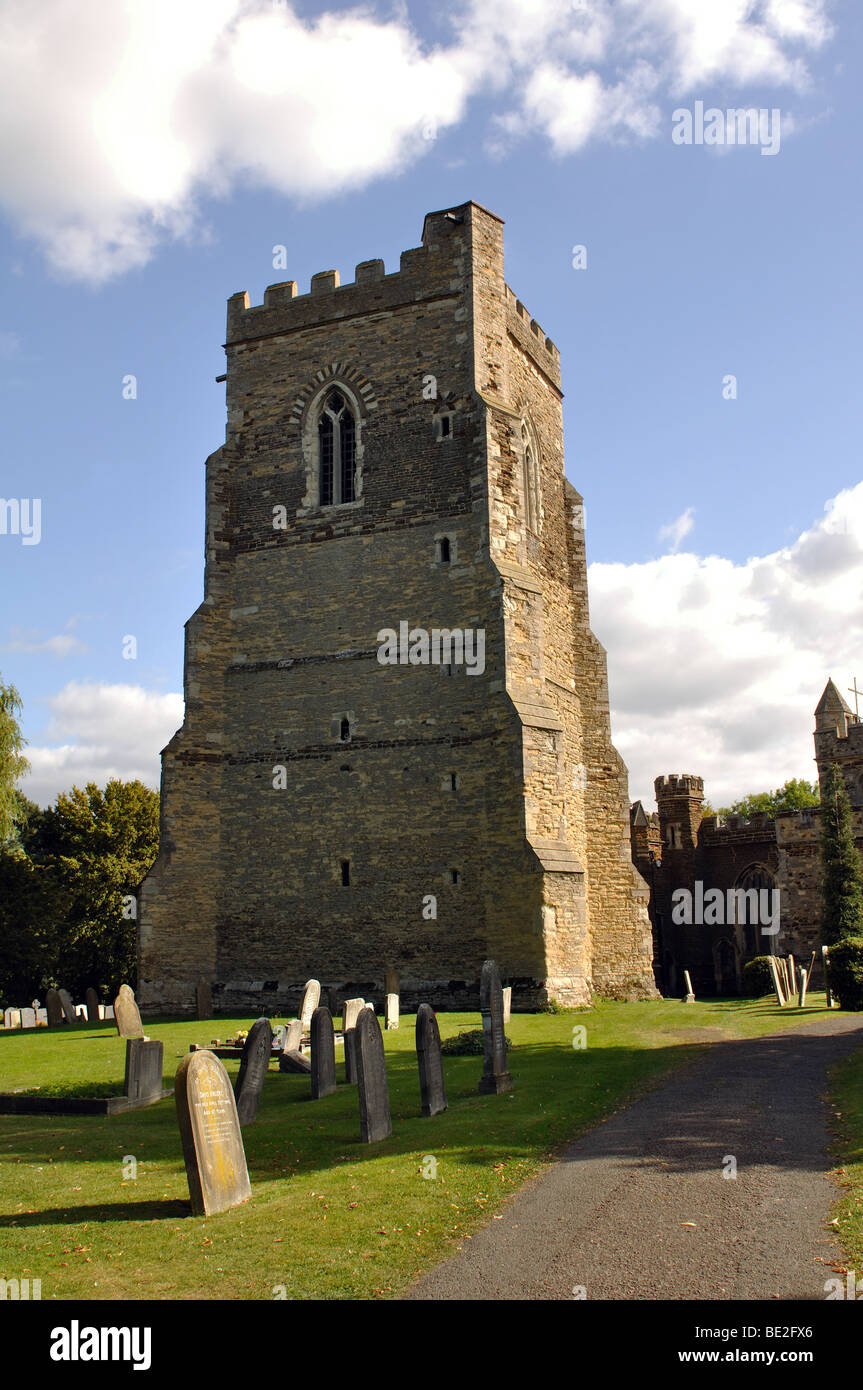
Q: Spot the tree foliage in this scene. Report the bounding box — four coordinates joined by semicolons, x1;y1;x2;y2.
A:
0;678;30;845
715;778;820;821
819;762;863;946
0;779;159;1005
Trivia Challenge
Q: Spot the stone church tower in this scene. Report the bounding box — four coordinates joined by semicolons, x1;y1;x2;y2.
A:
138;201;656;1014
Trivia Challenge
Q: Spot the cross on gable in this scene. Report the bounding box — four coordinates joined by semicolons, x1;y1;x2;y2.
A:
848;679;862;719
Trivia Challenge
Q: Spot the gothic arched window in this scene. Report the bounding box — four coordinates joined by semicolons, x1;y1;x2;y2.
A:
521;419;541;533
318;391;356;506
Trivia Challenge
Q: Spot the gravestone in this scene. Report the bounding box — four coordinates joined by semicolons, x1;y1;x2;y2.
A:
124;1038;164;1101
798;965;809;1009
175;1050;251;1217
502;986;512;1023
310;1006;337;1100
682;971;695;1004
113;984;144;1039
45;989;63;1027
279;1017;311;1073
768;956;786;1007
355;1008;392;1143
822;945;834;1008
273;1024;287;1051
196;979;212;1020
342;998;365;1083
85;987;100;1023
36;1008;47;1026
385;968;399;997
416;1003;447;1117
58;989;77;1025
3;1008;21;1030
19;1007;36;1029
299;979;321;1031
478;959;513;1095
385;993;399;1031
234;1017;273;1126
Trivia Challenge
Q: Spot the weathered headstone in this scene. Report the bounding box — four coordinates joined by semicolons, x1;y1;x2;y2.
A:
19;1007;36;1029
822;944;834;1008
45;989;63;1027
3;1008;21;1030
310;1006;337;1100
278;1017;310;1073
273;1024;287;1051
196;979;212;1020
234;1017;273;1126
682;970;695;1004
113;984;144;1039
58;988;77;1025
299;979;321;1031
36;1008;48;1026
385;968;399;997
355;1008;392;1143
768;955;786;1007
85;987;100;1023
798;965;808;1009
478;959;513;1095
385;992;399;1031
175;1050;251;1216
416;1003;447;1117
282;1019;302;1052
124;1038;164;1101
342;998;365;1083
502;986;512;1023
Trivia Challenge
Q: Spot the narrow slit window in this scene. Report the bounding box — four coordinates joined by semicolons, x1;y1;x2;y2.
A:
341;859;351;886
450;868;461;884
437;537;451;564
340;717;351;742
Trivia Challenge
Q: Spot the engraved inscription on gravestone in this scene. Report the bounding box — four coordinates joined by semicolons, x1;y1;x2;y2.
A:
234;1017;273;1126
175;1050;251;1217
478;959;513;1095
416;1003;447;1117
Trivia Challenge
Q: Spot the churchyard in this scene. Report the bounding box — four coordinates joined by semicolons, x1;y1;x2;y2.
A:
0;988;840;1301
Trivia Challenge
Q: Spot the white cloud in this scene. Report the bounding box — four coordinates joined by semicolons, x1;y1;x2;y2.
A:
4;627;89;659
21;682;182;806
0;0;835;281
591;482;863;809
658;505;695;554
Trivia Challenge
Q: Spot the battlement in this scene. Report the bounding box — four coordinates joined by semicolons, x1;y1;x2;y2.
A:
222;200;561;383
504;285;560;364
654;774;704;799
700;811;776;842
818;718;863;750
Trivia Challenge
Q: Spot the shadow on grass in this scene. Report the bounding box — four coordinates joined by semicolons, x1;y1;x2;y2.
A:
0;1199;189;1226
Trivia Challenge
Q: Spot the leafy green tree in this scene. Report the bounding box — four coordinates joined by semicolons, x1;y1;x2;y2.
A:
0;679;30;845
716;778;820;821
820;763;863;945
30;780;159;996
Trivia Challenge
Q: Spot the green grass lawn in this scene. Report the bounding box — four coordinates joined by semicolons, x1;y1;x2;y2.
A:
827;1047;863;1283
0;994;840;1301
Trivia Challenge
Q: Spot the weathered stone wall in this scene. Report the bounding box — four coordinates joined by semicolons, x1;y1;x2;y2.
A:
138;200;657;1014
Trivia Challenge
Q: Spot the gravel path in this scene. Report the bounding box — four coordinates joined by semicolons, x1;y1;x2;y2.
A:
404;1014;863;1301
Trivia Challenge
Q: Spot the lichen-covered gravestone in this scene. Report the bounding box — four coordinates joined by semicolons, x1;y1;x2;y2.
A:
299;979;321;1031
416;1003;447;1117
124;1039;164;1101
234;1017;273;1125
478;959;513;1095
85;987;100;1023
355;1008;392;1143
310;1006;337;1100
342;998;365;1084
113;984;144;1039
45;990;63;1027
196;980;212;1020
175;1051;251;1216
58;989;77;1026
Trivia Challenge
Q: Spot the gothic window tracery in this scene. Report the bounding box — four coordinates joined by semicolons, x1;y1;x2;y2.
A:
317;390;357;506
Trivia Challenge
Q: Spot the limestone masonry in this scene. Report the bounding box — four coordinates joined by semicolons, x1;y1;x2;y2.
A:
138;200;658;1016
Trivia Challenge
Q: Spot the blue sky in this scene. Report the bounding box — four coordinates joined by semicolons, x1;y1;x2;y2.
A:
0;0;860;807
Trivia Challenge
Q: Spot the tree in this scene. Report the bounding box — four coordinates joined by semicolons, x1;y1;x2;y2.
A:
820;762;863;945
716;778;820;821
0;678;30;845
